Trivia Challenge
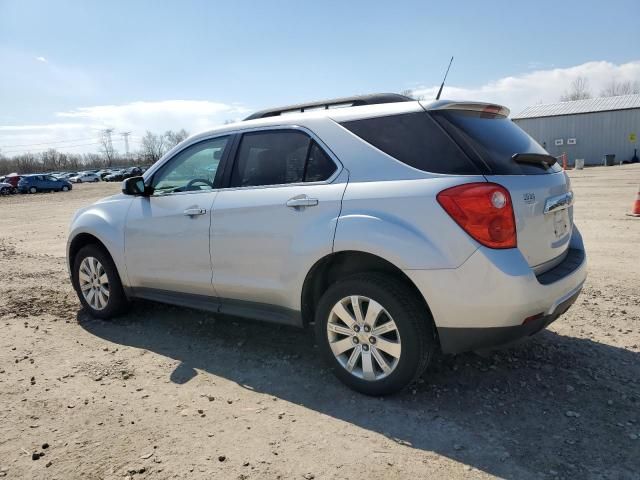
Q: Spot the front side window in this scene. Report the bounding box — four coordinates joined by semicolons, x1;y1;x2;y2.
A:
230;130;337;188
152;136;228;194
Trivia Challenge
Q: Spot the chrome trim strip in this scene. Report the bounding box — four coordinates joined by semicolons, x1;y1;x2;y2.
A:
544;191;574;214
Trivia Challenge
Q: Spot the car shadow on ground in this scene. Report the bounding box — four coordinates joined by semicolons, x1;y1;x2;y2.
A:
77;301;640;479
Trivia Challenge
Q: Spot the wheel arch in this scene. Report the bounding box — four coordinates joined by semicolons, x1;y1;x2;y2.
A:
301;250;437;342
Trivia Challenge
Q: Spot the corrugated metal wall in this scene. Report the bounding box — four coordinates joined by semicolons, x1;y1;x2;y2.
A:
513;109;640;165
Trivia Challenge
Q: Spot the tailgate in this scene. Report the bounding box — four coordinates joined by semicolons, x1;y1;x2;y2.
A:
487;171;573;271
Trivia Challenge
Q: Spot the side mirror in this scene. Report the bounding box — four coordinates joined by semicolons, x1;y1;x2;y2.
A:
122;176;151;196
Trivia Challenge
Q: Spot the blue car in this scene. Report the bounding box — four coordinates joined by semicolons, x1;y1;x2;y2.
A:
18;174;73;194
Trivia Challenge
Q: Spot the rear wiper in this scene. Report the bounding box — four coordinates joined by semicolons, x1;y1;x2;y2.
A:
512;153;557;169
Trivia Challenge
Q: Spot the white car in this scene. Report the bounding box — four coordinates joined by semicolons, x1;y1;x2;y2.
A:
69;172;100;183
67;93;587;395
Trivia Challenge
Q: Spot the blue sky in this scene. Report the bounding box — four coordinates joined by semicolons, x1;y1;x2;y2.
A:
1;0;639;154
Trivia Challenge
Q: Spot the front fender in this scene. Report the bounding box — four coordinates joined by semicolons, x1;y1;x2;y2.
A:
67;195;133;286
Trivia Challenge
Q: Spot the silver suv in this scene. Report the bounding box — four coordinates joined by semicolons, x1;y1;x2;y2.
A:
67;94;587;395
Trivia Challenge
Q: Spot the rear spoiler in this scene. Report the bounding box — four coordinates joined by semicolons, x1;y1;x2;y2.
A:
512;153;557;168
423;101;510;118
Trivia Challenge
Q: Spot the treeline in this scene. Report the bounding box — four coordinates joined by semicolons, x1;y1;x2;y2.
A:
0;129;189;176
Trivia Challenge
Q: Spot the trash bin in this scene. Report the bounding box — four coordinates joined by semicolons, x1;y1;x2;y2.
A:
575;159;585;170
604;154;615;166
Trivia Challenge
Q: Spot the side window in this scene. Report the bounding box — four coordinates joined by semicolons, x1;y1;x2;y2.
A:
152;136;228;194
304;142;336;182
230;131;310;187
340;112;480;175
46;175;57;181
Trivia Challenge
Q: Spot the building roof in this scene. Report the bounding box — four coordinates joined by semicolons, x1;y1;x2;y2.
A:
513;94;640;119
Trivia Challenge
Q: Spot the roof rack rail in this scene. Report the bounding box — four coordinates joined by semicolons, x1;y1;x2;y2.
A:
243;93;413;121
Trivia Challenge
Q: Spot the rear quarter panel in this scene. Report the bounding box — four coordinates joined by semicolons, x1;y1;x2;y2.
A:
334;177;484;270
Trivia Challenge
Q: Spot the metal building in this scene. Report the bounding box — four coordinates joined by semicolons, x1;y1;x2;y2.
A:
512;94;640;166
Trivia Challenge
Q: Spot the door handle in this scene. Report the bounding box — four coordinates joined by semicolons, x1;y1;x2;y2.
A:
183;208;207;216
286;196;319;208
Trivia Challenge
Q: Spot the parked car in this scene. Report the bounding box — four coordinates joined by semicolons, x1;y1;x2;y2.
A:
18;174;72;193
97;169;113;180
0;173;21;188
69;172;101;183
0;181;17;195
67;93;587;395
103;169;125;182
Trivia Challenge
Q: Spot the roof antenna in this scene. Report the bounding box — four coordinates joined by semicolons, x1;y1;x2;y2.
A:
435;56;454;100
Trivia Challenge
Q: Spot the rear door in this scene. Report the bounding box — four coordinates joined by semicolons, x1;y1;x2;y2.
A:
431;106;573;271
211;128;346;311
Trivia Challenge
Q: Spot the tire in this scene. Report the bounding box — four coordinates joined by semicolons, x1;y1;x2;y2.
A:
72;244;129;319
314;272;436;396
93;178;99;182
77;179;82;184
29;186;37;194
0;187;8;196
61;185;69;192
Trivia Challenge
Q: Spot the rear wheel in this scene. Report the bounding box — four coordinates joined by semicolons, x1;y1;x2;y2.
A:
315;272;436;395
93;178;99;182
73;244;128;319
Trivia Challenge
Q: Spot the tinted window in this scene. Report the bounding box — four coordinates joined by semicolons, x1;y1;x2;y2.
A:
153;136;228;193
230;131;307;187
340;112;480;175
433;111;562;175
304;142;337;182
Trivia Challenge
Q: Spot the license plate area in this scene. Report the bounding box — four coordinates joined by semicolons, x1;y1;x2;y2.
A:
553;210;569;239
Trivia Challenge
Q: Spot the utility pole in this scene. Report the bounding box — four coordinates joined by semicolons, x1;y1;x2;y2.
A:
120;131;131;161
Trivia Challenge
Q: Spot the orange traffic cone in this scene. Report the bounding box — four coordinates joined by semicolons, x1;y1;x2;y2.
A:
628;185;640;217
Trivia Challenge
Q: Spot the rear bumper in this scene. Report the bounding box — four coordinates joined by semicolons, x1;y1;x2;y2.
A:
404;227;587;354
436;285;581;353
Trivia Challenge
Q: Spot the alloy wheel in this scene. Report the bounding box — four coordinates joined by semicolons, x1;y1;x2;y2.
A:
326;295;401;381
78;256;110;310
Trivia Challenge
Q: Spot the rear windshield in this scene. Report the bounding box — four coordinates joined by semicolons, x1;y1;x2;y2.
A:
340;112;481;175
433;110;562;175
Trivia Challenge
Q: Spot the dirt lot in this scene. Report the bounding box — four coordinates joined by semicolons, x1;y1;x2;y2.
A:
1;166;639;480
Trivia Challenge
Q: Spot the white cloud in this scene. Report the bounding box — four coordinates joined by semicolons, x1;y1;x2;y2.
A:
0;100;248;154
35;56;47;63
57;100;248;133
411;60;640;116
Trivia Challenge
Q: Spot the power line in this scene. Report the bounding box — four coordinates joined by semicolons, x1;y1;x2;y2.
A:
0;136;101;149
2;142;105;154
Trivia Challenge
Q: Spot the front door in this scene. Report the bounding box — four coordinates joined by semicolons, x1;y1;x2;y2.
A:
124;135;229;296
211;129;346;310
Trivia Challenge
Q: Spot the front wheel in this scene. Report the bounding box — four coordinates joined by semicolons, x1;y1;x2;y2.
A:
29;186;37;194
73;244;128;319
61;185;69;192
0;187;9;196
315;273;436;396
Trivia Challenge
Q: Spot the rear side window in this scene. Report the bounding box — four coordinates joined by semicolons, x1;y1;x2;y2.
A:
230;130;337;187
340;112;480;175
433;110;562;175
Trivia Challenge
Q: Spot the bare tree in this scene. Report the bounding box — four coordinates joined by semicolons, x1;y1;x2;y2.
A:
164;129;189;149
560;77;592;101
140;131;166;163
99;131;116;166
600;80;640;97
400;89;424;101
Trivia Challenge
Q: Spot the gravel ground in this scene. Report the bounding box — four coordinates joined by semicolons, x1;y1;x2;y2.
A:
0;165;639;479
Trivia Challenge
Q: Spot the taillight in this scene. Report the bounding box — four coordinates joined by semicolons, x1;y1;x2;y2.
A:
437;182;517;249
